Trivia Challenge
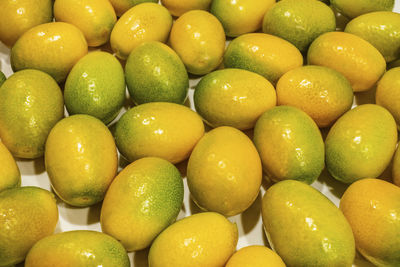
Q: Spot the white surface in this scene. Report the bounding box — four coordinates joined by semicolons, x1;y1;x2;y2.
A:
1;2;399;266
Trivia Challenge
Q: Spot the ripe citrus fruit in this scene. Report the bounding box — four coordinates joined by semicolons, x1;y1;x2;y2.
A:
64;51;126;124
211;0;275;37
308;31;386;92
54;0;117;47
262;0;335;53
110;3;172;60
148;212;238;267
161;0;212;17
376;67;400;128
325;104;397;184
224;33;303;84
194;68;276;130
253;106;325;184
125;41;189;104
101;157;184;251
0;69;64;159
0;141;20;192
331;0;394;19
11;22;88;83
0;186;58;266
25;230;130;267
225;245;286;267
45;114;118;207
108;0;158;17
169;10;225;75
262;180;355;266
340;178;400;266
0;0;53;47
114;102;204;164
187;126;262;216
276;65;353;127
345;11;400;63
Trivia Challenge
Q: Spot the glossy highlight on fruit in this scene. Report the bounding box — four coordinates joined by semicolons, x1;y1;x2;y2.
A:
101;157;184;251
64;51;126;124
0;69;64;159
308;31;386;92
194;68;276;130
253;106;325;184
0;0;53;47
340;178;400;266
25;230;130;267
325;104;397;184
125;41;189;105
187;126;262;216
276;65;353;127
169;10;226;75
0;186;59;266
45;114;118;207
148;212;238;267
262;180;355;267
114;102;205;164
211;0;275;37
262;0;336;52
224;33;303;84
110;3;172;60
54;0;117;47
331;0;394;18
11;22;88;83
345;11;400;63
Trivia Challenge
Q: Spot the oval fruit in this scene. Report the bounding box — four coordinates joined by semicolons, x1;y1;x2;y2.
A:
262;180;355;266
376;67;400;128
340;178;400;266
331;0;394;19
0;69;64;159
211;0;275;37
161;0;212;17
169;10;226;75
45;115;118;207
0;141;20;192
253;106;325;184
224;33;303;84
194;68;276;130
125;41;189;105
225;245;285;267
110;3;172;60
0;0;53;47
64;51;126;124
187;126;262;216
114;102;204;164
308;31;386;92
148;212;238;267
325;104;397;184
54;0;117;47
0;186;58;266
345;11;400;63
262;0;335;53
11;22;88;83
276;65;353;128
108;0;158;17
25;230;130;267
101;157;184;251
